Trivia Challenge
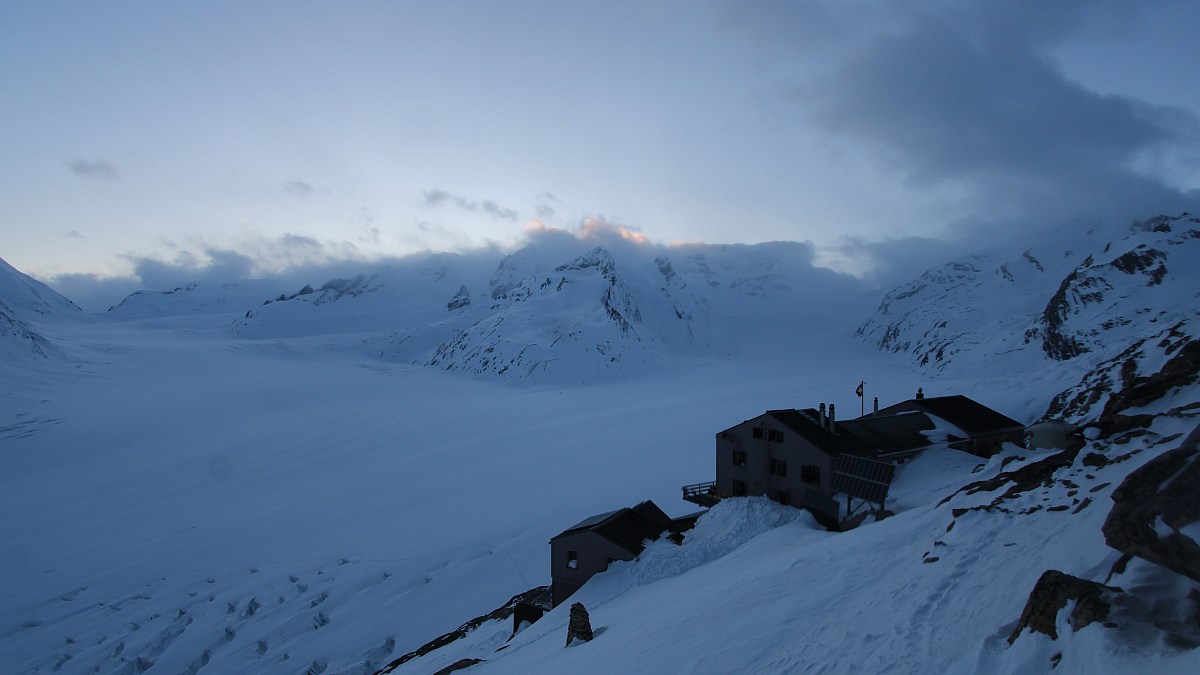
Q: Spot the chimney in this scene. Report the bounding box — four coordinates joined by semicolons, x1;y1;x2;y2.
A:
818;402;826;428
828;403;836;432
916;387;925;400
873;396;879;414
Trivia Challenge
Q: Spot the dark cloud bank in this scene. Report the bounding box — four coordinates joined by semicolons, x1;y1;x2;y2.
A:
732;0;1198;281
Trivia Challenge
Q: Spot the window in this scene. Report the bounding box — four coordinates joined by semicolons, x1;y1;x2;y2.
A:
754;427;784;443
732;450;747;467
567;550;578;569
772;490;791;506
801;465;820;484
769;458;787;477
731;479;747;496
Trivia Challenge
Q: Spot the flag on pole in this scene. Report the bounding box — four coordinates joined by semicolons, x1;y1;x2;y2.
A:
855;381;864;397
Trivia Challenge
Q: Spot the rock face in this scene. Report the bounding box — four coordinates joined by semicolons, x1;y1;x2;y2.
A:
446;285;471;312
566;603;594;646
1007;570;1119;643
1102;425;1200;582
1044;317;1199;426
857;213;1200;375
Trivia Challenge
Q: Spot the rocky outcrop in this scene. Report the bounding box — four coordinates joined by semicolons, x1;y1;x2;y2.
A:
374;586;550;674
1007;570;1119;643
447;285;471;312
1102;426;1200;582
1044;318;1199;426
1;301;63;360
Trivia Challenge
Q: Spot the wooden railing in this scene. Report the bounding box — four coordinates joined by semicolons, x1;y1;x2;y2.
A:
681;481;728;506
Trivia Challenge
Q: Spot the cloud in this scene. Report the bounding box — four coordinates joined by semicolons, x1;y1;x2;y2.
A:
63;230;85;239
523;216;652;248
282;179;319;197
814;235;963;287
42;272;141;312
732;0;1200;272
422;189;519;220
65;158;119;181
480;199;518;220
535;192;561;220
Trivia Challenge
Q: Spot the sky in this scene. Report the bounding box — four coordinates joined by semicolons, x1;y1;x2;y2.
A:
1;0;1198;308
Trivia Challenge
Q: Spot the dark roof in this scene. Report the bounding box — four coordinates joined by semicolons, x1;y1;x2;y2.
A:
764;409;860;455
550;500;672;555
838;413;938;453
766;407;937;457
875;395;1022;435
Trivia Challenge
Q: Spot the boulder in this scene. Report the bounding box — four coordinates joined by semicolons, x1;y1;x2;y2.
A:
1008;570;1119;643
1102;425;1200;582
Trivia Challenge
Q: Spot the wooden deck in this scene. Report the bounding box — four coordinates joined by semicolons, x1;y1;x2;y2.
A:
681;481;727;507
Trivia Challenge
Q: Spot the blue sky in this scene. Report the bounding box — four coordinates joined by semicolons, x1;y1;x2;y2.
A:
2;0;1198;304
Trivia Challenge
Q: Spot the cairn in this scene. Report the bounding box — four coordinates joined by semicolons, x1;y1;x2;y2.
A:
565;602;594;646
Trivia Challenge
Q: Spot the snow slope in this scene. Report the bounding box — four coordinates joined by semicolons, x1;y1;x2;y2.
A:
0;256;80;366
420;417;1199;675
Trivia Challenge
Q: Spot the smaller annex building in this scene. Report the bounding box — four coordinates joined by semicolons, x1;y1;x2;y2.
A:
549;500;694;608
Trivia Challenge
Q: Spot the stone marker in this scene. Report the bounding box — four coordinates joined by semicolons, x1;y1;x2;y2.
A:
566;602;594;646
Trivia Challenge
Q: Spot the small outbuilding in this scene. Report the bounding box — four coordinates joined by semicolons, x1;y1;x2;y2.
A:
549;500;673;608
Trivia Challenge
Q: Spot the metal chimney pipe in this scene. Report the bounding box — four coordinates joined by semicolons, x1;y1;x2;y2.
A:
828;403;836;432
818;402;826;428
873;397;879;414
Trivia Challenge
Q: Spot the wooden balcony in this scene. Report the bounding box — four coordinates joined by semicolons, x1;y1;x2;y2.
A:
681;481;728;507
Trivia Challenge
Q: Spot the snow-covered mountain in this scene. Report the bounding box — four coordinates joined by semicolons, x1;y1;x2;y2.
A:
228;240;864;382
106;279;295;320
856;213;1200;377
0;256;78;364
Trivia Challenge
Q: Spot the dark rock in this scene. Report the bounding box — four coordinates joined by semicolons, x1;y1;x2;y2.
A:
939;445;1081;511
433;658;483;675
1081;453;1109;468
374;586;551;674
566;602;594;646
1102;426;1200;582
1008;570;1120;643
447;285;471;312
1101;340;1200;423
1190;590;1200;628
1040;265;1098;361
